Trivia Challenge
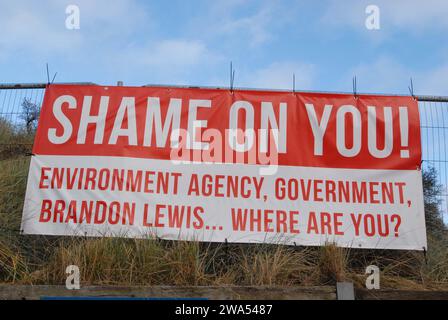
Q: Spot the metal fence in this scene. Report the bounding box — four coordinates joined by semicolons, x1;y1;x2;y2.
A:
0;83;447;220
420;100;448;220
0;84;45;126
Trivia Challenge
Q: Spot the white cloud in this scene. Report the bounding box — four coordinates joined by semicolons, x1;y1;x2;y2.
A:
218;6;273;46
0;0;149;56
0;1;80;54
0;0;223;85
415;63;448;96
380;0;448;30
342;56;448;96
107;38;223;85
347;56;411;93
192;0;293;47
129;40;215;68
321;0;448;32
242;61;315;90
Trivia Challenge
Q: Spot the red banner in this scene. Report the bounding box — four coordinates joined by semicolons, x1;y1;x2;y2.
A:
33;85;421;170
22;84;426;250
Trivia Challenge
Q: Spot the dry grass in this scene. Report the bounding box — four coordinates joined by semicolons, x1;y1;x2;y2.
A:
229;244;317;286
0;118;33;160
0;156;447;289
40;238;210;286
317;244;349;284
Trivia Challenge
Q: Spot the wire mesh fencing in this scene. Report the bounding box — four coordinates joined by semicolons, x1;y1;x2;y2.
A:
0;85;45;126
420;100;448;222
0;83;446;221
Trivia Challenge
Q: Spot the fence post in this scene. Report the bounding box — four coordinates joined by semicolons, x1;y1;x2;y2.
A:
336;282;355;300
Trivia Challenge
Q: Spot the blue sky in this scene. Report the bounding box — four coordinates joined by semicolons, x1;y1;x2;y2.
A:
1;0;448;95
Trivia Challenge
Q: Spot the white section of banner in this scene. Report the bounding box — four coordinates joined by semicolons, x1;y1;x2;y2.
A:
21;155;427;250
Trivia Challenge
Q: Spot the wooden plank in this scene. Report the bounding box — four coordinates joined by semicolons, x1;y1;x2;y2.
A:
356;289;448;300
0;285;336;300
5;285;447;300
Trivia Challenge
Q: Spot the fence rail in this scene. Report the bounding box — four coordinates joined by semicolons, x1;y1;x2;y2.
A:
0;83;447;220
